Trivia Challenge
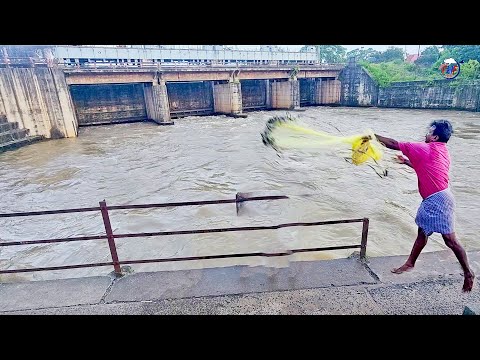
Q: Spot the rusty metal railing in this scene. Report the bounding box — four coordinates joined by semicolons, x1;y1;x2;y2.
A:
0;56;55;68
0;193;369;276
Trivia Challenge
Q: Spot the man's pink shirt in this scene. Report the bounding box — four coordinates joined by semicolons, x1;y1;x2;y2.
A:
398;141;450;200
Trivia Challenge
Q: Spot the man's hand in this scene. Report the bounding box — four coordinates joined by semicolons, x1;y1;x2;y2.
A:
394;154;406;164
394;154;413;168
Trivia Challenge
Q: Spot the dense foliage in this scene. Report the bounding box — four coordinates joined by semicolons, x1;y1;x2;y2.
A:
352;46;480;87
299;45;480;87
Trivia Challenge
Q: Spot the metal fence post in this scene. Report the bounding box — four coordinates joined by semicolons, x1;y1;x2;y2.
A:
99;200;122;275
360;218;369;261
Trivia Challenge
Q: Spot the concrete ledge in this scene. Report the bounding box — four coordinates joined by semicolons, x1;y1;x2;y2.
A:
105;257;377;303
366;250;480;285
0;136;44;153
78;118;146;126
223;113;248;118
367;277;480;315
2;250;479;314
463;305;479;315
6;286;385;315
0;276;112;312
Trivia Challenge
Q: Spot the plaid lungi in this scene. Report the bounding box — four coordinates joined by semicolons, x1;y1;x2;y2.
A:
415;188;456;236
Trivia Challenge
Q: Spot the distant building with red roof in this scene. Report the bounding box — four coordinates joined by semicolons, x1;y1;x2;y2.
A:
405;53;420;63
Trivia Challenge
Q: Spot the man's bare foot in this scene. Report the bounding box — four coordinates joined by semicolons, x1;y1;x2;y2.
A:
462;272;475;292
391;264;414;274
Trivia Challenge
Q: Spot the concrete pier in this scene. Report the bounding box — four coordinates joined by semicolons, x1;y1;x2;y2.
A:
213;81;243;116
271;80;300;110
144;80;171;124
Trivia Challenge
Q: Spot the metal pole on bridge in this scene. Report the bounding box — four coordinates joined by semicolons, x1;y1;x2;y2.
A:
99;200;122;275
360;218;369;261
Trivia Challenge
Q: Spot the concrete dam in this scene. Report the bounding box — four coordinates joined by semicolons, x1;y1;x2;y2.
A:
0;64;343;152
2;45;479;152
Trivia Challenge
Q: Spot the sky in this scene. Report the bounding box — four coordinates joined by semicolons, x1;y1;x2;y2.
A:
97;45;435;55
96;45;434;55
229;45;433;54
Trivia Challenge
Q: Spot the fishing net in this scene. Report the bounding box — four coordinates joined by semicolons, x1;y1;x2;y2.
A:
261;115;386;175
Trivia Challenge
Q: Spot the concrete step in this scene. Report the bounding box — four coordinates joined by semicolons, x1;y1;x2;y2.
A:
463;305;479;315
0;129;29;144
0;135;43;153
0;121;19;133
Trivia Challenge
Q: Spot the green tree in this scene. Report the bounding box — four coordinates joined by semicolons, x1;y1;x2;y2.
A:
416;46;440;67
314;45;347;63
442;45;480;62
364;47;404;63
359;60;443;88
380;46;405;62
346;47;379;62
432;47;480;78
460;59;480;80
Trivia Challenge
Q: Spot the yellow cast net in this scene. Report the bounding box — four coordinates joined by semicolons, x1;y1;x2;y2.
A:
261;115;384;169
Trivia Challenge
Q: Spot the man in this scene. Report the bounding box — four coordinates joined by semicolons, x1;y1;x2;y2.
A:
373;119;475;292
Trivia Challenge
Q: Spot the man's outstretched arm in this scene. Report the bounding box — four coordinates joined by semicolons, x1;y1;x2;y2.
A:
396;154;413;168
374;134;400;150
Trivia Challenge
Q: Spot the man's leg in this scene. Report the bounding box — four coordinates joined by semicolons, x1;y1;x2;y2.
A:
392;227;428;274
442;233;475;292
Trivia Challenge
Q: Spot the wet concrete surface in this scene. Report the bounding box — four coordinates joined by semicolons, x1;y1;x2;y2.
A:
1;250;479;315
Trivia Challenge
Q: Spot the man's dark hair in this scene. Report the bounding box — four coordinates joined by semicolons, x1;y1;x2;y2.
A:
430;119;453;143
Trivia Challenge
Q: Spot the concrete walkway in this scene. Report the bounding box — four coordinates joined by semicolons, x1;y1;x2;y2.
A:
1;250;479;315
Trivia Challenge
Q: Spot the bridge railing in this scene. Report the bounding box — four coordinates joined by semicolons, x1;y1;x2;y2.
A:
57;61;345;70
0;57;345;71
0;193;369;277
0;56;53;67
